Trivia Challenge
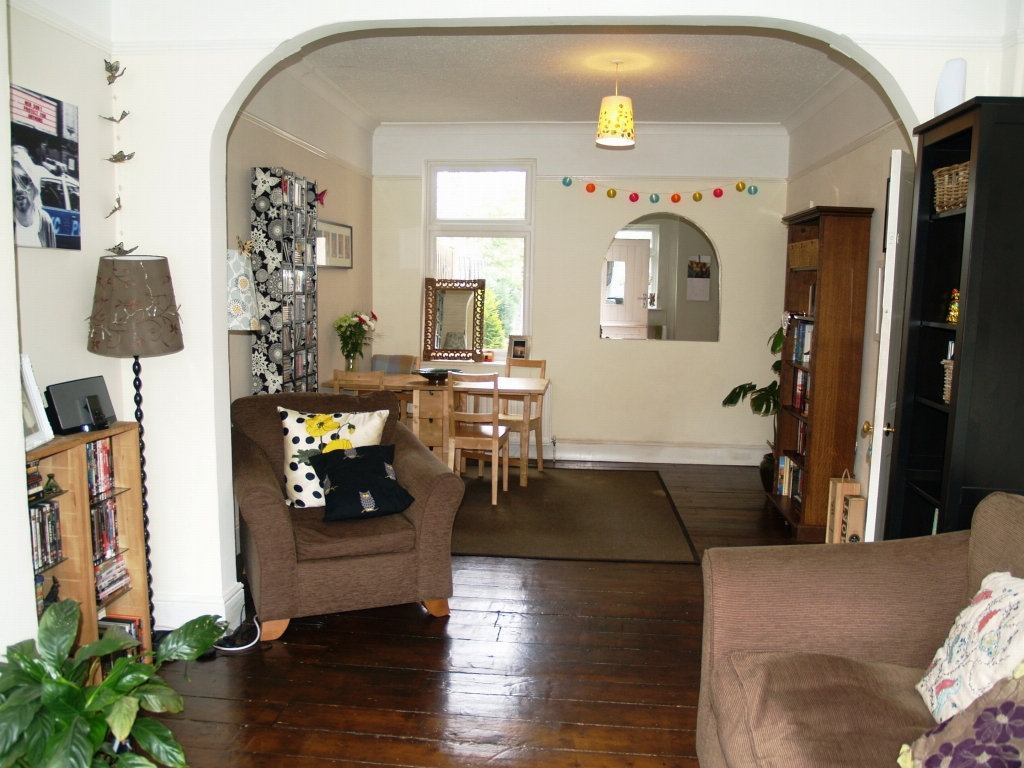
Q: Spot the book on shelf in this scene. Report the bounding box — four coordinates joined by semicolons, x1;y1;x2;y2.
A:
28;500;63;572
90;498;120;565
27;459;44;500
793;320;814;364
97;613;143;672
793;370;811;415
86;438;115;499
95;553;130;602
796;421;809;456
791;466;804;506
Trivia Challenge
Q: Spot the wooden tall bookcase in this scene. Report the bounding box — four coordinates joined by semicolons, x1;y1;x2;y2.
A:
885;97;1024;539
26;422;151;653
768;207;873;542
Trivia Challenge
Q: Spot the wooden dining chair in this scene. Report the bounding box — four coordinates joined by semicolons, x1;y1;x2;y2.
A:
446;373;509;506
500;358;547;473
371;355;420;426
329;370;385;394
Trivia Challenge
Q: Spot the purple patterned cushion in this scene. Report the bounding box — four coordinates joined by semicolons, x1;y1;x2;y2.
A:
907;672;1024;768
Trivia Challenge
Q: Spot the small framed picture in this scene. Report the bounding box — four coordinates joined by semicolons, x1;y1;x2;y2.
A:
507;335;532;361
315;220;353;269
22;354;52;451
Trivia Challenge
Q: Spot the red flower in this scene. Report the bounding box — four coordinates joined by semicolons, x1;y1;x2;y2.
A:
371;312;378;321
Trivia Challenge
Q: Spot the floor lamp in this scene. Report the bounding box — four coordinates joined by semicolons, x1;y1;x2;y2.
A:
87;255;183;635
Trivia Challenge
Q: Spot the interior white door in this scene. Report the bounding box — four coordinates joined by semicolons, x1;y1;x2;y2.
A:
864;150;915;541
601;238;649;337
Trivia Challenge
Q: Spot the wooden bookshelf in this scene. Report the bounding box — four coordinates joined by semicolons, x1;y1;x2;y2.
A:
885;97;1024;538
769;206;872;542
27;422;151;654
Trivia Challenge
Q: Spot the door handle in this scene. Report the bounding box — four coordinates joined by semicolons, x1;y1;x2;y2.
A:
863;420;896;437
883;423;895;435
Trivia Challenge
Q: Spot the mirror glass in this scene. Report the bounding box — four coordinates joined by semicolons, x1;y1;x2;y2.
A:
423;278;486;361
599;214;720;341
435;289;475;349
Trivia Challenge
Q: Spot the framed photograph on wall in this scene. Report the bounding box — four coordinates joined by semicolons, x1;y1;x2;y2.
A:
507;335;532;361
315;220;353;269
22;354;52;451
11;85;80;250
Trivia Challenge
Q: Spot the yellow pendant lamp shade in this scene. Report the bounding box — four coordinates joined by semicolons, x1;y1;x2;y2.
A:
596;95;635;147
596;60;635;149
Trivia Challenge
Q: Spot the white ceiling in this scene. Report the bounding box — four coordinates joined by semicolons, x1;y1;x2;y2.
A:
302;31;849;125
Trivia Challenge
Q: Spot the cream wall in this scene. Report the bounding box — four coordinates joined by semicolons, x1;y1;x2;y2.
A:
225;115;373;401
3;0;1023;634
374;174;787;463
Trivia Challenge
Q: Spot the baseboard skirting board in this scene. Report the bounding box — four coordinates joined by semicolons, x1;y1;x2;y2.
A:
153;581;246;632
549;440;765;466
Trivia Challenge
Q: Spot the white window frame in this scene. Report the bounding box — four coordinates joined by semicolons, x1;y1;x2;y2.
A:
425;160;535;358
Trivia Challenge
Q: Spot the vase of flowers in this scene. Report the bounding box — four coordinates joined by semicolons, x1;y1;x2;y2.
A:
333;311;377;370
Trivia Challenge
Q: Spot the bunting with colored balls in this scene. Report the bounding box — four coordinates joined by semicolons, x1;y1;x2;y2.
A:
560;175;759;202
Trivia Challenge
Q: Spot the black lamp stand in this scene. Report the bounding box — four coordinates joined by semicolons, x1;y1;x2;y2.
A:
132;355;156;635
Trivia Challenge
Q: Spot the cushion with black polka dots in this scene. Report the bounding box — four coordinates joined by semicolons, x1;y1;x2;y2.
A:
277;406;389;508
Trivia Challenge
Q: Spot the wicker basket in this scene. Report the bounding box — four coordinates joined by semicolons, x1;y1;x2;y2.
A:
933;162;970;213
941;359;955;404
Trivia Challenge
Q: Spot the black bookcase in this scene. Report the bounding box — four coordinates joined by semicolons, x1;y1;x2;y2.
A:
885;97;1024;539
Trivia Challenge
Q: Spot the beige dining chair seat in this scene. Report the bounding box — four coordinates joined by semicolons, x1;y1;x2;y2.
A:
498;358;546;473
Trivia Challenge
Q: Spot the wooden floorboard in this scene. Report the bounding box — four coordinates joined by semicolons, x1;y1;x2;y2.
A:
162;463;789;766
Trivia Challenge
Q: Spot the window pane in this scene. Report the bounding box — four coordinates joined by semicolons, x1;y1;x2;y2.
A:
436;237;524;348
436;171;526;220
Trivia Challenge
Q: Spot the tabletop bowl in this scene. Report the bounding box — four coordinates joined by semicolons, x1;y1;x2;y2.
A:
415;368;461;385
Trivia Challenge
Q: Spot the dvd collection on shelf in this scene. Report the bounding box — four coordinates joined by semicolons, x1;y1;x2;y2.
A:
777;455;805;506
27;459;64;617
97;614;143;673
87;437;130;603
792;319;814;363
793;370;811;416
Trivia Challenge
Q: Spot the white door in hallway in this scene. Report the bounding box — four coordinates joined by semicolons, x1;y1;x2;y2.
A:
865;150;915;541
601;238;649;339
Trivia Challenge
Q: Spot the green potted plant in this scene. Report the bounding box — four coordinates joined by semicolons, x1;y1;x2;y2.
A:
0;599;226;767
722;327;784;493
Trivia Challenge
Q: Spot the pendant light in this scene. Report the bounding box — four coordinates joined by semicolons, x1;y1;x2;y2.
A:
596;60;635;149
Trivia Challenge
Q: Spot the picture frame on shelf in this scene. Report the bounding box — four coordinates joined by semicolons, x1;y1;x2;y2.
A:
508;335;531;361
315;220;353;269
22;354;52;450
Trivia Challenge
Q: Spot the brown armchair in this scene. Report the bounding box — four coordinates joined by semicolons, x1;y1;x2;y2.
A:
697;492;1024;767
231;391;465;639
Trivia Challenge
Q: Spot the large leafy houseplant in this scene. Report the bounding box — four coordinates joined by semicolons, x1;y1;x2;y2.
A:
0;599;226;768
722;327;785;418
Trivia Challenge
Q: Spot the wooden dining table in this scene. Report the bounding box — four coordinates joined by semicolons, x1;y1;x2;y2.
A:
382;373;549;487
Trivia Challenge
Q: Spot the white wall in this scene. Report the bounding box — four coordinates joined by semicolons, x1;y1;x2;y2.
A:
0;6;43;650
4;0;1023;631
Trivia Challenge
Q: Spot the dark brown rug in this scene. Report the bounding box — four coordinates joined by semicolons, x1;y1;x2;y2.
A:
451;467;698;563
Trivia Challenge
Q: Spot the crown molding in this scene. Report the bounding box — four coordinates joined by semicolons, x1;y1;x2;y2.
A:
781;68;862;134
787;119;903;183
238;112;373;180
280;62;380;135
10;0;111;52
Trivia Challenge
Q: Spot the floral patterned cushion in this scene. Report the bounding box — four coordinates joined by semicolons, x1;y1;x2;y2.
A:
901;664;1024;768
917;572;1024;723
277;407;388;508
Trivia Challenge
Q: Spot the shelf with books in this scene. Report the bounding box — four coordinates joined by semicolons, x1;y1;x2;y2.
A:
773;207;872;542
886;99;1024;539
25;422;151;655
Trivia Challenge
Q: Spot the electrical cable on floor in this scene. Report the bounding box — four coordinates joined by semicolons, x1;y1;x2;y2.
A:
209;606;262;655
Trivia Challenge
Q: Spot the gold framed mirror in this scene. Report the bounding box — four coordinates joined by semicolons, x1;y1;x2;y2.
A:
423;278;486;361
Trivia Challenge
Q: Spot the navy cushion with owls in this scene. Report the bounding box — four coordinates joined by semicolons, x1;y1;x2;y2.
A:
308;445;414;522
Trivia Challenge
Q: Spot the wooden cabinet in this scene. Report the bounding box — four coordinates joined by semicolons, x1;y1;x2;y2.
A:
886;97;1024;539
26;422;151;653
768;206;873;542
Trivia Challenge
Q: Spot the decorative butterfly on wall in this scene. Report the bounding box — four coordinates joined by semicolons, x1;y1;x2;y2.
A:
104;60;126;84
106;242;138;256
106;151;135;164
100;110;130;123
